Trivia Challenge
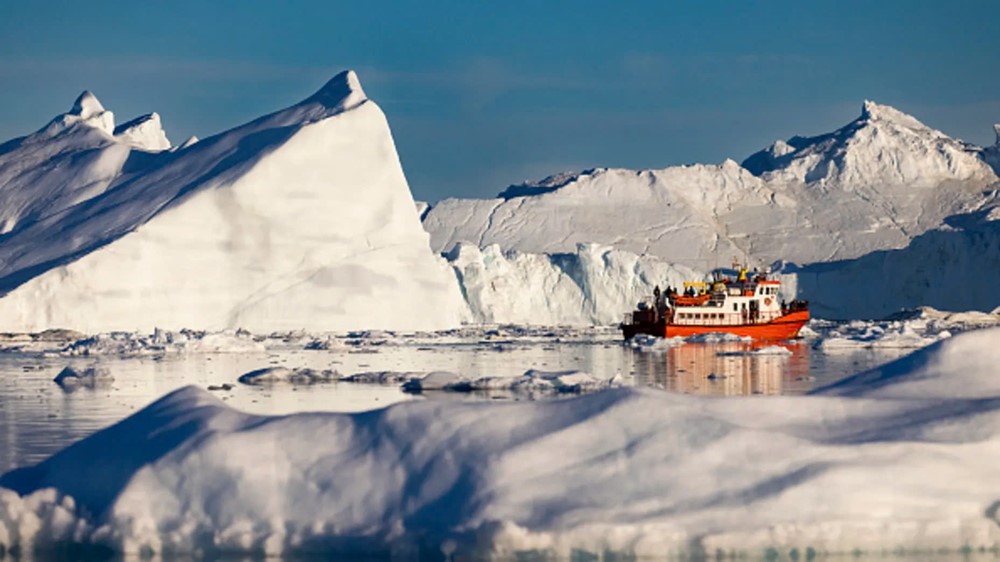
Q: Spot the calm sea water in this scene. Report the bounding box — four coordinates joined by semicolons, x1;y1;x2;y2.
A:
0;338;909;474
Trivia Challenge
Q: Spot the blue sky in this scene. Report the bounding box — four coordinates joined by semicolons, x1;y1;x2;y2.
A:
1;1;998;202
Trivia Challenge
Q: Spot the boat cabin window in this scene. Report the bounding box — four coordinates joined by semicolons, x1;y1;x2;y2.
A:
732;303;738;311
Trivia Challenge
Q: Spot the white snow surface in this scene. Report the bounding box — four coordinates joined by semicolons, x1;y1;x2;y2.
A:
424;101;999;269
0;70;468;333
3;327;1000;557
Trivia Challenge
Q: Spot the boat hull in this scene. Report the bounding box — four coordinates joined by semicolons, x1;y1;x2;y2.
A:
622;310;810;341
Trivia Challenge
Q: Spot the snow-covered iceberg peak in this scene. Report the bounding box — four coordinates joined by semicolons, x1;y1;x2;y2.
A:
51;90;116;135
858;99;928;131
742;100;997;187
70;90;105;119
0;69;469;332
301;69;367;114
113;112;171;151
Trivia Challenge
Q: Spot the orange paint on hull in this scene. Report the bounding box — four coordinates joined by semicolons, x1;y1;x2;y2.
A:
622;310;810;341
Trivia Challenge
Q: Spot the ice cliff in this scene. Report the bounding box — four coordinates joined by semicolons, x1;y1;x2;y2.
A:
0;71;468;332
448;242;700;325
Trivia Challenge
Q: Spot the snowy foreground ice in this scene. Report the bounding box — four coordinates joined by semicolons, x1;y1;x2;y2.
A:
1;327;1000;559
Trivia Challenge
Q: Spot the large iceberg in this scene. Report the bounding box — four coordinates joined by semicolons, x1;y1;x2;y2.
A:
0;71;468;332
2;327;1000;558
424;102;1000;321
424;101;998;272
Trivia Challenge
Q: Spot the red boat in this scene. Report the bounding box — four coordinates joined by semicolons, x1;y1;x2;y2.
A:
621;270;809;341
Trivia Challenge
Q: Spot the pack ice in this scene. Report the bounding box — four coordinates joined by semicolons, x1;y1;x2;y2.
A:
1;327;999;558
0;71;468;332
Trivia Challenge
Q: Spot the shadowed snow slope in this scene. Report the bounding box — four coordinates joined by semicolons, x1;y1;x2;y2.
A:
424;101;998;269
779;202;1000;318
0;92;134;235
0;71;468;332
3;328;1000;557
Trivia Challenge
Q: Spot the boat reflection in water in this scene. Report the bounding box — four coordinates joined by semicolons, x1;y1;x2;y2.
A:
630;341;812;396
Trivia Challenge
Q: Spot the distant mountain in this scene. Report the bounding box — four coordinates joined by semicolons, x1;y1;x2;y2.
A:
0;71;468;332
742;100;994;186
424;101;999;271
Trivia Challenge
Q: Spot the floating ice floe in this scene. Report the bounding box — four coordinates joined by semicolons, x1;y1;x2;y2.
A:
59;329;266;356
685;332;753;343
52;365;114;389
238;367;338;385
396;369;627;395
472;369;628;394
624;333;685;352
813;320;944;350
3;328;1000;558
806;307;1000;350
626;331;753;353
338;371;425;385
400;370;468;392
716;345;793;357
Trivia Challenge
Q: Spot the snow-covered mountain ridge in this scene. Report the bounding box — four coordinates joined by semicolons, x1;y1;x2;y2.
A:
0;71;468;332
743;100;995;186
425;101;1000;269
